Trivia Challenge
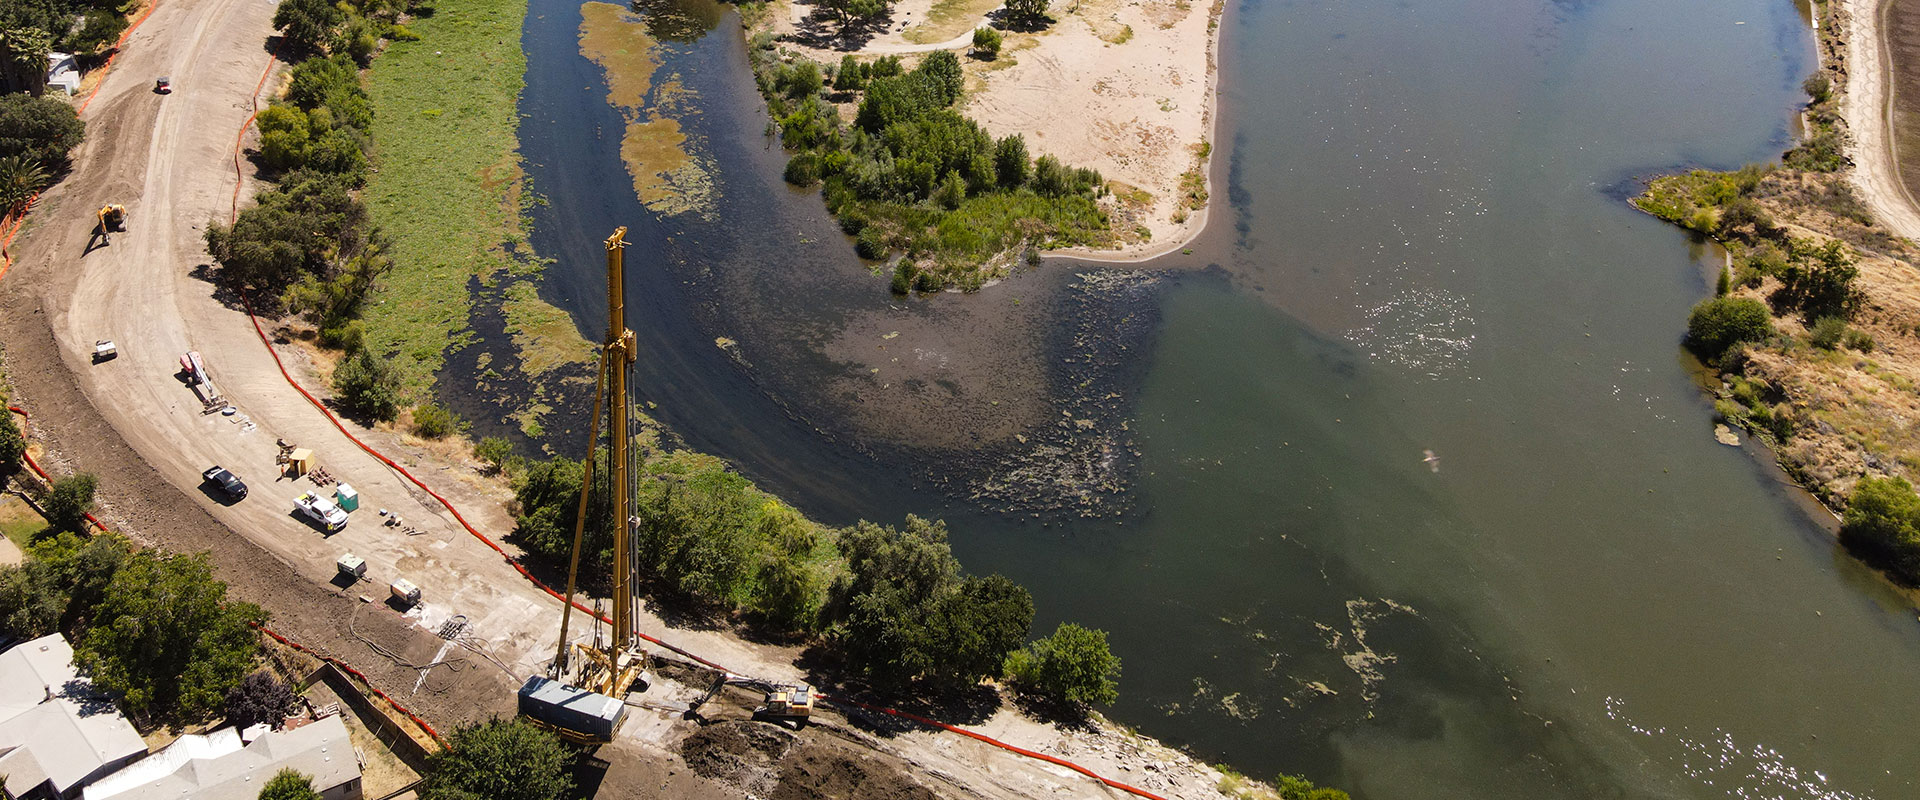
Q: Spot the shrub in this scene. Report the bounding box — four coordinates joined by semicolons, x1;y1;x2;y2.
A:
1004;622;1120;706
388;23;420;41
1775;239;1859;320
474;436;513;472
331;348;402;421
411;403;459;439
225;672;298;729
972;27;1003;59
856;226;888;259
784;152;822;186
1685;296;1772;362
890;259;918;294
1840;476;1920;583
833;54;865;91
1274;774;1352;800
44;473;97;532
1843;327;1875;352
1808;316;1847;350
420;719;574;800
1803;73;1832;105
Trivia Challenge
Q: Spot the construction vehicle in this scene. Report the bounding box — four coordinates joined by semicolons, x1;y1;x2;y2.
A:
519;228;651;745
97;204;125;243
759;683;814;721
179;350;226;410
91;340;116;362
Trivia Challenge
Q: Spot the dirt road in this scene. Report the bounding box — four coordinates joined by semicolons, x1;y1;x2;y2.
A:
1840;0;1920;241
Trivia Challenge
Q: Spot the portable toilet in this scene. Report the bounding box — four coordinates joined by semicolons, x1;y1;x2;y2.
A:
336;554;366;579
287;448;314;476
334;483;359;512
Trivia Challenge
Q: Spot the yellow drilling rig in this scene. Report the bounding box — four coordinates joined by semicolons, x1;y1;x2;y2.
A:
517;228;649;744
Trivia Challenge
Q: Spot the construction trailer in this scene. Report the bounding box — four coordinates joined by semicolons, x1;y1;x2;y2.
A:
518;676;626;744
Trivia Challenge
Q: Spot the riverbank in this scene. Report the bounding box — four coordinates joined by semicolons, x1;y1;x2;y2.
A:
754;0;1221;269
1634;0;1920;593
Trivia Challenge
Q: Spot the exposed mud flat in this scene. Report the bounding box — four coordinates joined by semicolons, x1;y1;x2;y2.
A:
580;1;718;218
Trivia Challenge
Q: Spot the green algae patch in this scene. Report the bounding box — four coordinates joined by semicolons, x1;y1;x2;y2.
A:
579;2;717;218
363;0;533;392
502;282;597;376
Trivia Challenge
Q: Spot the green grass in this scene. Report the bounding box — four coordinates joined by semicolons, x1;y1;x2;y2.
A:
0;496;48;544
362;0;534;393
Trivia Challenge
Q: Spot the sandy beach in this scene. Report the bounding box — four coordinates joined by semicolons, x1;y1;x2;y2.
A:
767;0;1223;260
1839;0;1920;240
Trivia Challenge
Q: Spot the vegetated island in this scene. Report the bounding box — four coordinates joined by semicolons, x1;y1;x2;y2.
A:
1633;0;1920;592
737;0;1221;291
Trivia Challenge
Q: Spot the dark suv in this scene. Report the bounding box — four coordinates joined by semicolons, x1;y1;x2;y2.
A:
202;466;247;499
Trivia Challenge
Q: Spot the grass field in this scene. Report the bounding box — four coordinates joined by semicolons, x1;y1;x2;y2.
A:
362;0;535;393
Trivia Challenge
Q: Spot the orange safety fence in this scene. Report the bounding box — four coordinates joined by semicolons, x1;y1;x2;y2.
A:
7;406;113;532
0;0;164;277
253;623;446;747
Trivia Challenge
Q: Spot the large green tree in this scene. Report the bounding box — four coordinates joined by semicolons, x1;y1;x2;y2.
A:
420;719;574;800
1685;296;1772;363
272;0;345;58
42;473;97;532
0;93;84;171
76;551;265;721
1004;622;1121;707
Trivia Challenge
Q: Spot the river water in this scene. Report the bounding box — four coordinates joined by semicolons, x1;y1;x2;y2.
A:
495;0;1920;796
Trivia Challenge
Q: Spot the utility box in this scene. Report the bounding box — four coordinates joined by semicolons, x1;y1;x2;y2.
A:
389;578;421;607
518;676;624;743
287;448;314;476
334;483;359;512
336;554;366;579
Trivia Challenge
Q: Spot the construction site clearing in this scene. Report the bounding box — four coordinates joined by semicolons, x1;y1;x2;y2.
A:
0;0;1268;797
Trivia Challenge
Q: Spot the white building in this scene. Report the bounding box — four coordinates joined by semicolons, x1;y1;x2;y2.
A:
45;52;80;96
0;634;149;800
83;715;363;800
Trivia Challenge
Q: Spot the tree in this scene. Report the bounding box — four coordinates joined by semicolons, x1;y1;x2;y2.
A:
225;672;298;729
833;54;865;91
0;93;84;172
420;718;574;800
330;348;402;421
43;473;97;532
258;769;322;800
0;403;23;476
971;27;1002;59
819;0;886;26
1775;239;1860;320
0;26;54;95
76;551;266;720
1003;0;1050;26
993;134;1028;188
1684;296;1771;363
929;574;1032;684
1841;476;1920;583
916;50;963;106
272;0;345;58
64;9;128;57
0;561;62;638
31;531;133;631
1004;622;1121;706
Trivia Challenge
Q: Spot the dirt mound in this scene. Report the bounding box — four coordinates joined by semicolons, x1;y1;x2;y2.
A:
771;736;946;800
679;720;796;791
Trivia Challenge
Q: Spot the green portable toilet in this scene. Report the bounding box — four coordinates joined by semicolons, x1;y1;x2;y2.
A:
334;483;360;512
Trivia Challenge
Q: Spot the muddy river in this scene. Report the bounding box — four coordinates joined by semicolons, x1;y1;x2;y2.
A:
465;0;1920;795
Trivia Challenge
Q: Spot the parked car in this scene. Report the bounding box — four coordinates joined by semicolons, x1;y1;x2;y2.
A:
201;466;246;499
294;491;348;532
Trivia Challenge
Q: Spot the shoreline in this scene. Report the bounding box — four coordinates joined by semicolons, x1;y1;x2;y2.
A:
1839;0;1920;241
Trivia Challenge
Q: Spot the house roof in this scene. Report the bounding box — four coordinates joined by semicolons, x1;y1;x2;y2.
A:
0;634;147;795
84;715;359;800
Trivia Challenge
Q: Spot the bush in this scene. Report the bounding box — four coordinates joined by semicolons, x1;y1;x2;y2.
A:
1775;239;1859;319
1840;476;1920;583
420;719;574;800
833;54;865;91
225;672;298;729
44;473;97;532
411;403;459;439
1843;327;1875;352
0;93;85;173
1808;316;1847;350
77;551;266;721
890;259;918;294
1685;296;1772;362
474;436;513;472
1803;73;1832;104
855;226;888;259
1004;622;1120;706
784;152;822;186
1274;774;1352;800
331;348;402;421
972;27;1003;59
258;769;323;800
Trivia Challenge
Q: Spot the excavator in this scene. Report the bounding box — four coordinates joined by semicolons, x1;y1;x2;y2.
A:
92;204;126;248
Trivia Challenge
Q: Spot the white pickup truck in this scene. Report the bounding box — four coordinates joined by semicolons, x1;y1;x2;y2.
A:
294;492;348;533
